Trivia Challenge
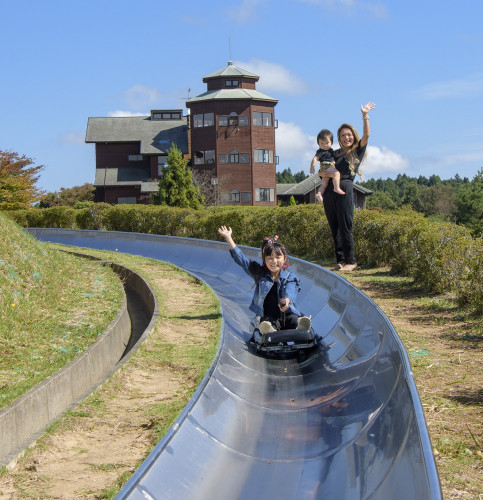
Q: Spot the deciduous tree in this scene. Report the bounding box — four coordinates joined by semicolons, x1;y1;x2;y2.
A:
38;183;95;208
0;150;44;210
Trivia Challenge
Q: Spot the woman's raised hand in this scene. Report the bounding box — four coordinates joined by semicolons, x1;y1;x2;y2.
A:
361;102;376;115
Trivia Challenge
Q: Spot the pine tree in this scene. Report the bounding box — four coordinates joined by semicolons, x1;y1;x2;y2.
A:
154;145;203;209
0;150;44;210
455;168;483;236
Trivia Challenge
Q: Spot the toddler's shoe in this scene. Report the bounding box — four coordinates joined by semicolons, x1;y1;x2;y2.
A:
297;316;311;330
259;321;276;334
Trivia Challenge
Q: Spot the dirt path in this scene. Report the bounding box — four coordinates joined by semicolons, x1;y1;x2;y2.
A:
1;262;481;499
345;269;482;499
0;261;220;499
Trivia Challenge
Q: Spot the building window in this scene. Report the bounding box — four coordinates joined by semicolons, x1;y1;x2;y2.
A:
229;112;238;126
194;150;215;165
157;155;168;176
152;111;182;120
230;150;239;164
128;155;143;161
253;111;273;127
225;80;239;87
117;197;137;204
255;188;274;202
194;151;204;165
241;192;251;203
204;113;214;126
240;153;250;163
219;116;228;127
205;150;215;164
193;112;214;127
239;115;249;126
254;149;274;163
219;154;228;164
231;188;240;202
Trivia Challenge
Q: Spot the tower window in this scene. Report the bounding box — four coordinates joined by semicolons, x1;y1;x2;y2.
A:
231;188;240;202
253;112;273;127
255;188;274;202
229;112;238;126
254;149;274;163
229;150;239;164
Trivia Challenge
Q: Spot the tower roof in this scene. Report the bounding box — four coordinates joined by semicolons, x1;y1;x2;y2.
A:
186;88;277;105
203;61;259;81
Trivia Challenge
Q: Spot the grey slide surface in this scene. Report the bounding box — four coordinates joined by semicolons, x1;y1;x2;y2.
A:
28;228;441;500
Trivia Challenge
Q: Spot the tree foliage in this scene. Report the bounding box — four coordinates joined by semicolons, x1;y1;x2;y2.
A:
38;183;95;208
0;150;44;210
361;171;481;236
454;168;483;236
153;145;203;209
276;168;309;184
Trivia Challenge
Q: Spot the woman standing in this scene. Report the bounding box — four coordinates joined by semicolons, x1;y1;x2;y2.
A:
311;102;376;271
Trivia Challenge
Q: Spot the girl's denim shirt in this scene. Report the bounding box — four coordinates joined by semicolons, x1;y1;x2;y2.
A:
229;245;302;317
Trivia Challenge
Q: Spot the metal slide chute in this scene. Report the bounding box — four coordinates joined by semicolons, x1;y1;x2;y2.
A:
27;229;441;500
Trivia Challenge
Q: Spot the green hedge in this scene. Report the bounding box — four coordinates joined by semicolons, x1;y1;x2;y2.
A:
6;204;482;310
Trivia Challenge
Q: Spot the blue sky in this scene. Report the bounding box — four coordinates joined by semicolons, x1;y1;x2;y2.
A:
1;0;482;193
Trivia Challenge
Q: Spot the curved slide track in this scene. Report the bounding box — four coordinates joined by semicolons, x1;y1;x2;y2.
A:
27;228;441;500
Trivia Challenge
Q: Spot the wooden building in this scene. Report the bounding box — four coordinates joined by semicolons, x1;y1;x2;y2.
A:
277;173;372;208
85;110;188;204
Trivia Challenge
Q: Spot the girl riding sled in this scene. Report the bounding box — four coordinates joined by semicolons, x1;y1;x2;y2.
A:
217;226;311;334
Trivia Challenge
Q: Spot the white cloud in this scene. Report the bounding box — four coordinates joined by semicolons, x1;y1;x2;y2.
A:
412;73;483;100
275;122;410;178
234;58;308;95
124;84;162;109
58;132;84;145
108;110;149;117
227;0;266;23
276;121;316;171
363;145;409;176
299;0;388;18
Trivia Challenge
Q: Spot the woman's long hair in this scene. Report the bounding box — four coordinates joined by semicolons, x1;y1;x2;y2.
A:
337;123;366;178
248;239;288;283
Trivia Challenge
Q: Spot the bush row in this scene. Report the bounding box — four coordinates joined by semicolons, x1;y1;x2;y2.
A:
7;204;482;310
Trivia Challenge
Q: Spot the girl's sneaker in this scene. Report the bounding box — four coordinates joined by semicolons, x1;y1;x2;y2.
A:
259;321;276;334
297;316;311;330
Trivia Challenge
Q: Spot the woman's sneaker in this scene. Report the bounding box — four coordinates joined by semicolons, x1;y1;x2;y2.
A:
259;321;276;334
297;316;311;330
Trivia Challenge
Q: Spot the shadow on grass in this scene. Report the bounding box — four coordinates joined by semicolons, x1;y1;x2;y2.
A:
173;312;222;321
446;388;483;406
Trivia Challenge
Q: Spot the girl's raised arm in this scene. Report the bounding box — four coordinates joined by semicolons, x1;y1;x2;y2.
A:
217;225;236;250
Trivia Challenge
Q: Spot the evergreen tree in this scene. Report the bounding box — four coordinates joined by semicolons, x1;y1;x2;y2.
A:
294;170;309;183
276;168;309;184
0;150;44;210
455;168;483;236
154;145;203;209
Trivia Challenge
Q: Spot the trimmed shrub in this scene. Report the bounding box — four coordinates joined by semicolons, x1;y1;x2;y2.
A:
5;204;481;311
